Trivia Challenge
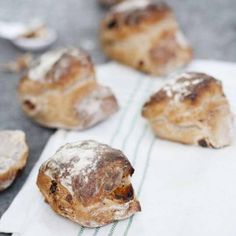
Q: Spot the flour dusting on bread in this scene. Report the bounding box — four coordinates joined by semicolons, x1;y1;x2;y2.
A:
37;140;140;227
162;72;212;102
19;47;119;130
142;72;233;148
175;31;190;48
29;49;66;81
0;130;28;174
113;0;150;12
75;85;118;129
44;140;101;192
0;130;29;191
29;48;90;82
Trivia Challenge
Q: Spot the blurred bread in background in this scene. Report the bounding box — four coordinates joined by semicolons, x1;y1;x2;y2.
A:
100;0;192;76
18;48;119;130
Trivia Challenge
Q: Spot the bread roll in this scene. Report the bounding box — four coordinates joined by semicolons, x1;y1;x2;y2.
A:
37;140;141;227
18;48;119;130
142;72;234;148
100;0;192;76
0;130;29;191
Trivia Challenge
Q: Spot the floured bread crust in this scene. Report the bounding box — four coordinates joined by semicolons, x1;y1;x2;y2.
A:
37;140;141;227
142;72;234;148
100;1;192;76
0;130;29;191
18;48;119;130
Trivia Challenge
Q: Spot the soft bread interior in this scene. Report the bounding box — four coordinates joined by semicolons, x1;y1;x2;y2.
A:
0;131;28;191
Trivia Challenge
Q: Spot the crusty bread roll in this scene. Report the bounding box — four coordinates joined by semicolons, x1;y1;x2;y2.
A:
142;72;234;148
18;48;119;130
100;0;192;76
37;140;140;227
98;0;125;8
0;130;29;191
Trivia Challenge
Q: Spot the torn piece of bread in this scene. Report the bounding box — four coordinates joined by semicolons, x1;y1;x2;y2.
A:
37;140;141;227
0;130;29;191
18;48;119;130
142;72;234;148
100;0;192;76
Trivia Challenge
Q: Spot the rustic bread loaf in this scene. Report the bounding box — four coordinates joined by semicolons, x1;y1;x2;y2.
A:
18;48;119;130
37;140;141;227
142;72;234;148
0;130;29;191
100;0;192;76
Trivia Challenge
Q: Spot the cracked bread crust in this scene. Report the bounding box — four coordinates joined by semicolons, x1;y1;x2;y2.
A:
37;140;141;227
18;48;119;130
142;72;234;148
100;1;192;76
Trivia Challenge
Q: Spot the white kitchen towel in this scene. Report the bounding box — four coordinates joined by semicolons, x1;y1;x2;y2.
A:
1;60;236;236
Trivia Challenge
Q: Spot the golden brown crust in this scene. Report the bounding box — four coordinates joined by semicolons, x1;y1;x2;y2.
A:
20;49;95;91
37;140;141;227
142;72;234;148
0;130;29;191
143;73;221;112
100;1;192;76
18;48;119;130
